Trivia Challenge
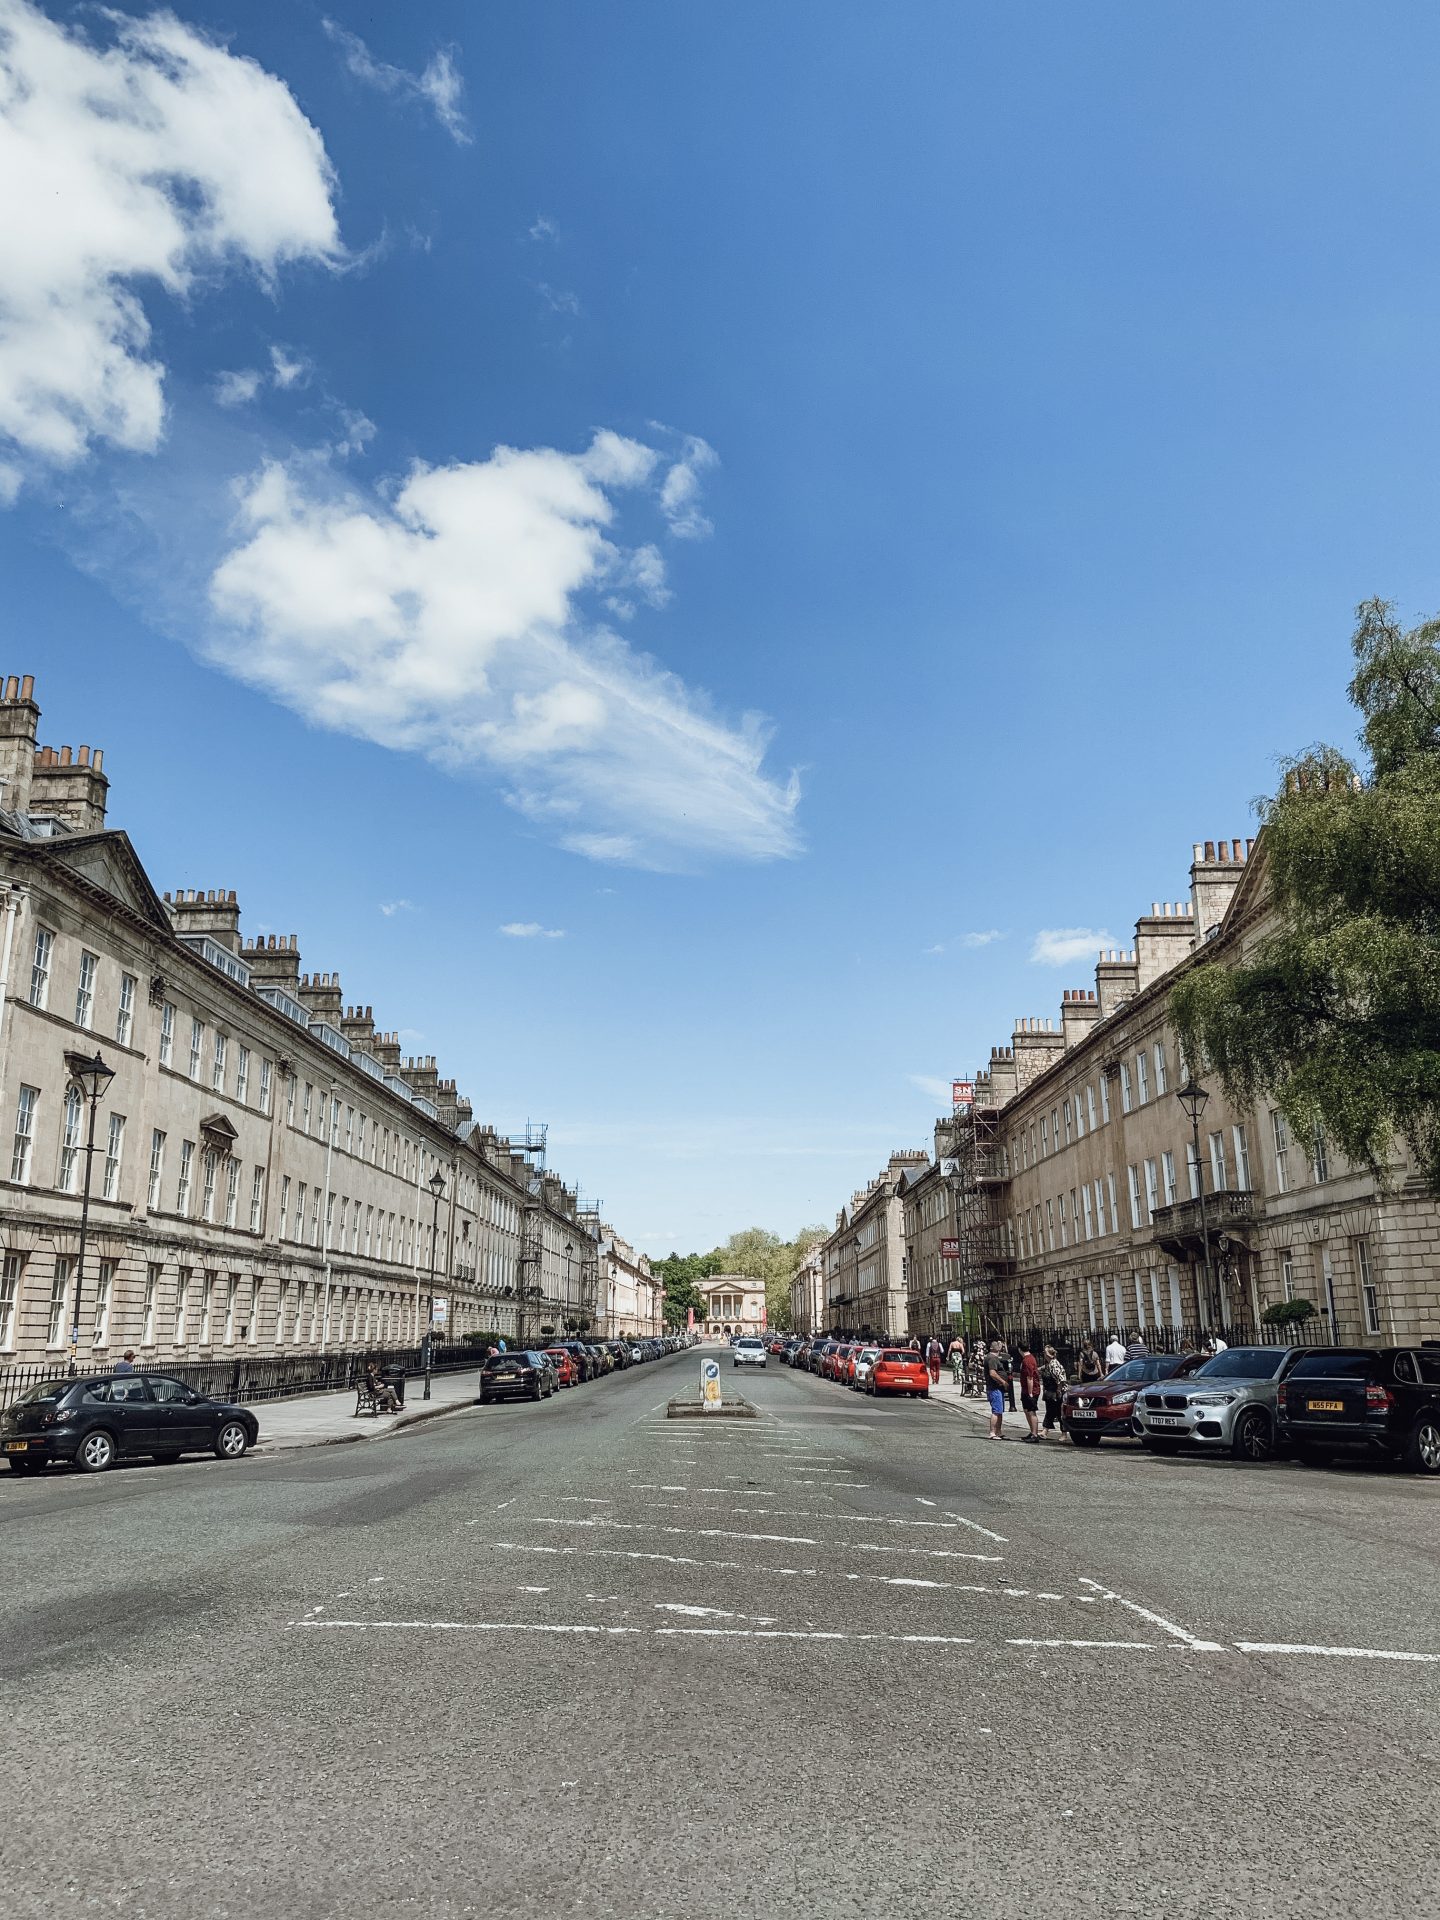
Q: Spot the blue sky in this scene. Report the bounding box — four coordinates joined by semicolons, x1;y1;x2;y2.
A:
4;0;1439;1253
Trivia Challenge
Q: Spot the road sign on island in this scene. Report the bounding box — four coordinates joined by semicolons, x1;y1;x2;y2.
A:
701;1357;722;1409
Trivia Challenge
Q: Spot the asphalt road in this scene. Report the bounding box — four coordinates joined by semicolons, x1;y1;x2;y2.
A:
3;1346;1437;1920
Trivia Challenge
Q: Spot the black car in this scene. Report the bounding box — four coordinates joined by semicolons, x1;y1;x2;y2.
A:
479;1350;557;1404
1;1372;258;1474
1278;1346;1440;1474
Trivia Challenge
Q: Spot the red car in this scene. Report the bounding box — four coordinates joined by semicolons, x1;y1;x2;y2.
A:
1061;1351;1206;1445
867;1349;930;1398
545;1346;578;1387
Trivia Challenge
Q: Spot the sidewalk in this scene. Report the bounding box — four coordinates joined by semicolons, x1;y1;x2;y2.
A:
925;1368;1066;1443
251;1368;481;1453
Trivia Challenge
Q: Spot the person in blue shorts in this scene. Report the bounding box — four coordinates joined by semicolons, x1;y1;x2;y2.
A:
985;1342;1011;1440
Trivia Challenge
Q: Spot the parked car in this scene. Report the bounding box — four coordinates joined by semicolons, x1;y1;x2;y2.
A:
867;1348;930;1398
545;1346;580;1387
1278;1346;1440;1474
851;1346;882;1391
1;1372;258;1474
1133;1346;1295;1461
1062;1351;1206;1446
479;1350;557;1404
733;1336;767;1368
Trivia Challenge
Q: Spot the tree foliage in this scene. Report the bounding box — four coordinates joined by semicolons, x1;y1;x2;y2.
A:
653;1226;827;1329
1170;598;1440;1193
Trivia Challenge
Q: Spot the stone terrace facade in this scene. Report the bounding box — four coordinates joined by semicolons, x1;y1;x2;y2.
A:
948;835;1440;1347
0;674;609;1371
820;1150;929;1338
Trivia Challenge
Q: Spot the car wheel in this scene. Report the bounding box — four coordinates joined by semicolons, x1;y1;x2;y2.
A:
150;1451;183;1465
214;1420;249;1461
1231;1409;1273;1463
77;1428;116;1473
529;1384;543;1401
1405;1415;1440;1475
1140;1436;1182;1455
1068;1431;1101;1448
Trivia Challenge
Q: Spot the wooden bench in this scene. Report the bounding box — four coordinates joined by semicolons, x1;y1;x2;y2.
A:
354;1384;383;1418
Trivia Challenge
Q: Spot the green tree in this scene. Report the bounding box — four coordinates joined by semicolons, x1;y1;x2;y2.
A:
652;1226;827;1330
1170;598;1440;1194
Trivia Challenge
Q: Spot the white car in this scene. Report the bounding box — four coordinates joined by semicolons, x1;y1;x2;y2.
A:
732;1336;767;1368
851;1346;882;1391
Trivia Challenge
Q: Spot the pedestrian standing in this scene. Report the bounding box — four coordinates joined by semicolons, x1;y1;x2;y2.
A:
1104;1331;1126;1373
925;1335;943;1386
1077;1337;1104;1384
1125;1333;1149;1361
113;1349;137;1375
1040;1344;1067;1434
1018;1347;1043;1443
948;1334;966;1385
985;1343;1010;1441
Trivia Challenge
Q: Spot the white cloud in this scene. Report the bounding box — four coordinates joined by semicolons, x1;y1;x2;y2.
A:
379;898;413;917
658;435;718;539
214;369;264;409
269;344;309;390
0;0;341;483
922;943;945;956
322;18;470;145
500;922;565;940
207;429;801;869
959;928;1003;949
1030;927;1113;967
529;214;558;243
535;282;581;317
908;1075;953;1104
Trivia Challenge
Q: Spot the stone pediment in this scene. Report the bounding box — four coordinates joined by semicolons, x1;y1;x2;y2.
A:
44;831;172;931
199;1112;239;1151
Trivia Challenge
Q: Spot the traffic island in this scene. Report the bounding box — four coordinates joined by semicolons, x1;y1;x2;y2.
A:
665;1391;760;1420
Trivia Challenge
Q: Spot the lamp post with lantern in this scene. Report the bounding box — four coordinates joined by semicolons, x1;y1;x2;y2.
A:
423;1166;446;1401
63;1049;116;1373
1176;1079;1218;1332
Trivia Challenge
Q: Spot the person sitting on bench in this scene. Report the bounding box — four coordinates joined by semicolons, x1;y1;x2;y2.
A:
364;1361;400;1414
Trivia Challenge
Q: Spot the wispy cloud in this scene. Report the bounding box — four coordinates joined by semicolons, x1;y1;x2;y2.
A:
207;428;801;870
322;18;471;145
959;929;1003;949
1030;927;1112;967
0;0;340;491
268;344;310;390
529;214;558;243
908;1074;954;1104
379;899;413;917
213;369;264;410
922;943;945;956
534;281;582;317
500;922;565;939
212;344;310;412
658;435;718;539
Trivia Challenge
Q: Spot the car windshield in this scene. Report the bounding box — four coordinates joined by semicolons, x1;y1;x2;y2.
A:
737;1339;764;1349
1193;1349;1284;1380
879;1350;919;1363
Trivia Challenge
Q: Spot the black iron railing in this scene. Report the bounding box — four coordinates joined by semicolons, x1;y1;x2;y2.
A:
0;1340;483;1411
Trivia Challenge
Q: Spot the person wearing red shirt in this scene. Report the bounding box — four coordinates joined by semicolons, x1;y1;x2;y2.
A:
1018;1347;1043;1444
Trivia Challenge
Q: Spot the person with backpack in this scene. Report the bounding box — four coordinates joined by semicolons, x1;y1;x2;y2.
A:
925;1335;944;1386
1040;1344;1067;1435
1077;1336;1104;1384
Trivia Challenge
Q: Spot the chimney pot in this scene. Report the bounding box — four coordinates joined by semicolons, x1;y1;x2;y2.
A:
20;675;33;699
1218;842;1230;862
1204;840;1215;860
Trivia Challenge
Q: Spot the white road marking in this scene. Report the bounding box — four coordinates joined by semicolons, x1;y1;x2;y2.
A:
1077;1576;1224;1652
1008;1638;1156;1651
527;1516;1003;1561
496;1541;1038;1600
915;1498;937;1508
517;1586;549;1593
1235;1642;1440;1663
559;1496;612;1505
941;1512;1008;1544
495;1499;517;1511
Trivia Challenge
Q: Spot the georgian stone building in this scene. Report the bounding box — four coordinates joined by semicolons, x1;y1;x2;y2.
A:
697;1271;766;1337
597;1225;663;1339
945;834;1440;1346
898;1149;956;1337
788;1240;824;1334
0;674;607;1371
818;1150;928;1338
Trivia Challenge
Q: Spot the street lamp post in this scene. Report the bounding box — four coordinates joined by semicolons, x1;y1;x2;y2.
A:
1176;1079;1217;1333
64;1049;116;1373
563;1240;574;1332
424;1166;445;1401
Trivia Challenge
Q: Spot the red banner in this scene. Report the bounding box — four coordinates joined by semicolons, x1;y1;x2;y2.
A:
941;1237;960;1259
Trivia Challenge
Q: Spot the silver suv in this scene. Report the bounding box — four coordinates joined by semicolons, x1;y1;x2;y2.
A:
732;1336;767;1369
1133;1346;1295;1462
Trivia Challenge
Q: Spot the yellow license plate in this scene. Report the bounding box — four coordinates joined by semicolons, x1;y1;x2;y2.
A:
1307;1399;1344;1412
3;1440;28;1452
